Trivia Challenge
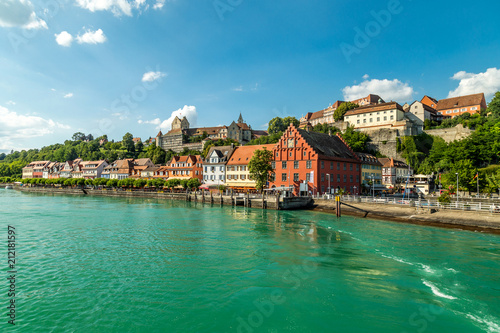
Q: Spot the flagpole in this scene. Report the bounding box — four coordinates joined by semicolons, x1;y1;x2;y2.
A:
477;173;479;198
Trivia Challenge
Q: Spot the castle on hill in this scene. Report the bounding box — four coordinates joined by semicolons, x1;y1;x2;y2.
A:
155;113;267;152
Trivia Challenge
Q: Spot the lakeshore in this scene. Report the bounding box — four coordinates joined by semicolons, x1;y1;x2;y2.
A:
10;185;500;233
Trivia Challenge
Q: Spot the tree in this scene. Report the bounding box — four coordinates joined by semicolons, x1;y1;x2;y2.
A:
341;126;369;152
443;159;477;192
312;123;339;135
248;147;274;192
133;179;147;188
268;116;299;135
122;133;135;153
135;140;144;153
334;102;359;121
187;178;201;190
72;132;86;141
488;91;500;118
106;179;119;187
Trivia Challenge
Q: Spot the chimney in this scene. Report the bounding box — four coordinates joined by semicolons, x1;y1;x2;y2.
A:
231;143;234;149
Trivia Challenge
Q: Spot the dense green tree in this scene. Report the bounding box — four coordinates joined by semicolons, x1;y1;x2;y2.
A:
268;116;299;135
341;126;369;152
187;178;201;190
72;132;86;141
248;147;274;192
334;102;358;121
312;123;340;134
488;91;500;118
122;133;135;153
133;179;147;188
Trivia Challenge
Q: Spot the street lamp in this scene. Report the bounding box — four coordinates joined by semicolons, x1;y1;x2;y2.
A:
456;172;459;203
327;174;330;196
370;175;374;200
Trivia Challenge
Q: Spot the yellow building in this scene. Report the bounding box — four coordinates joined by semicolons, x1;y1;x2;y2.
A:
225;144;275;190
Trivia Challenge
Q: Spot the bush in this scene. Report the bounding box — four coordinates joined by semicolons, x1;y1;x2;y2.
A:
438;191;451;204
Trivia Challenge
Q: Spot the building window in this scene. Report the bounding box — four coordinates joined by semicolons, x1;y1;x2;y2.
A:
306;173;310;182
289;152;292;157
454;109;459;113
330;161;333;170
390;115;394;120
377;117;380;122
343;175;347;182
282;173;287;182
350;164;353;171
306;160;312;169
241;175;246;180
363;119;366;123
471;107;478;111
270;173;275;182
446;110;452;114
337;162;340;170
282;161;287;169
337;174;340;182
356;164;359;171
271;161;275;169
369;118;373;123
321;173;324;182
321;161;324;169
343;163;346;171
321;185;325;193
356;175;359;182
350;175;353;182
294;161;299;169
384;116;387;121
293;173;299;181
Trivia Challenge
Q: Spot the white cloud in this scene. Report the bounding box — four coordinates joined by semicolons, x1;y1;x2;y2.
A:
232;86;243;92
448;68;500;100
138;118;161;125
158;105;198;131
76;29;107;44
6;101;16;105
142;71;166;82
76;0;155;16
153;0;165;9
362;74;370;80
342;78;414;103
64;93;73;98
0;105;70;151
0;0;47;29
55;31;73;47
112;112;128;120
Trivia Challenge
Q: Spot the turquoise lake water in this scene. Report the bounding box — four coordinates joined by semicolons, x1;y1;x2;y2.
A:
1;189;500;332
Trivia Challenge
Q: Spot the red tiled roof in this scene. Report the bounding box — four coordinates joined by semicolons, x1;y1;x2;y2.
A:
436;93;485;111
227;144;275;165
345;102;403;116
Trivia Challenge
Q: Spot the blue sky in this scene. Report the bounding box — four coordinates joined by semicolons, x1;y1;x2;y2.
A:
1;0;500;153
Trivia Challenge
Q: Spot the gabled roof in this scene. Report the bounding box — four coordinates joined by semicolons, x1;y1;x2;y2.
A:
410;100;438;114
378;157;408;168
134;158;152;166
422;95;438;104
227;144;275;165
356;153;382;166
345;101;403;116
205;145;236;164
436;93;485;111
296;129;358;160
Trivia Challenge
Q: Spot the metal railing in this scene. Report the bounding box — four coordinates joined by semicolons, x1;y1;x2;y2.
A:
314;194;500;214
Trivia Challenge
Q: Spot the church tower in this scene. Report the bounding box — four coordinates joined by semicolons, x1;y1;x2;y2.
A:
237;113;244;124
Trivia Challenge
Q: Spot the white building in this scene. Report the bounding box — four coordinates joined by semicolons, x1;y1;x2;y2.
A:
203;145;236;185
